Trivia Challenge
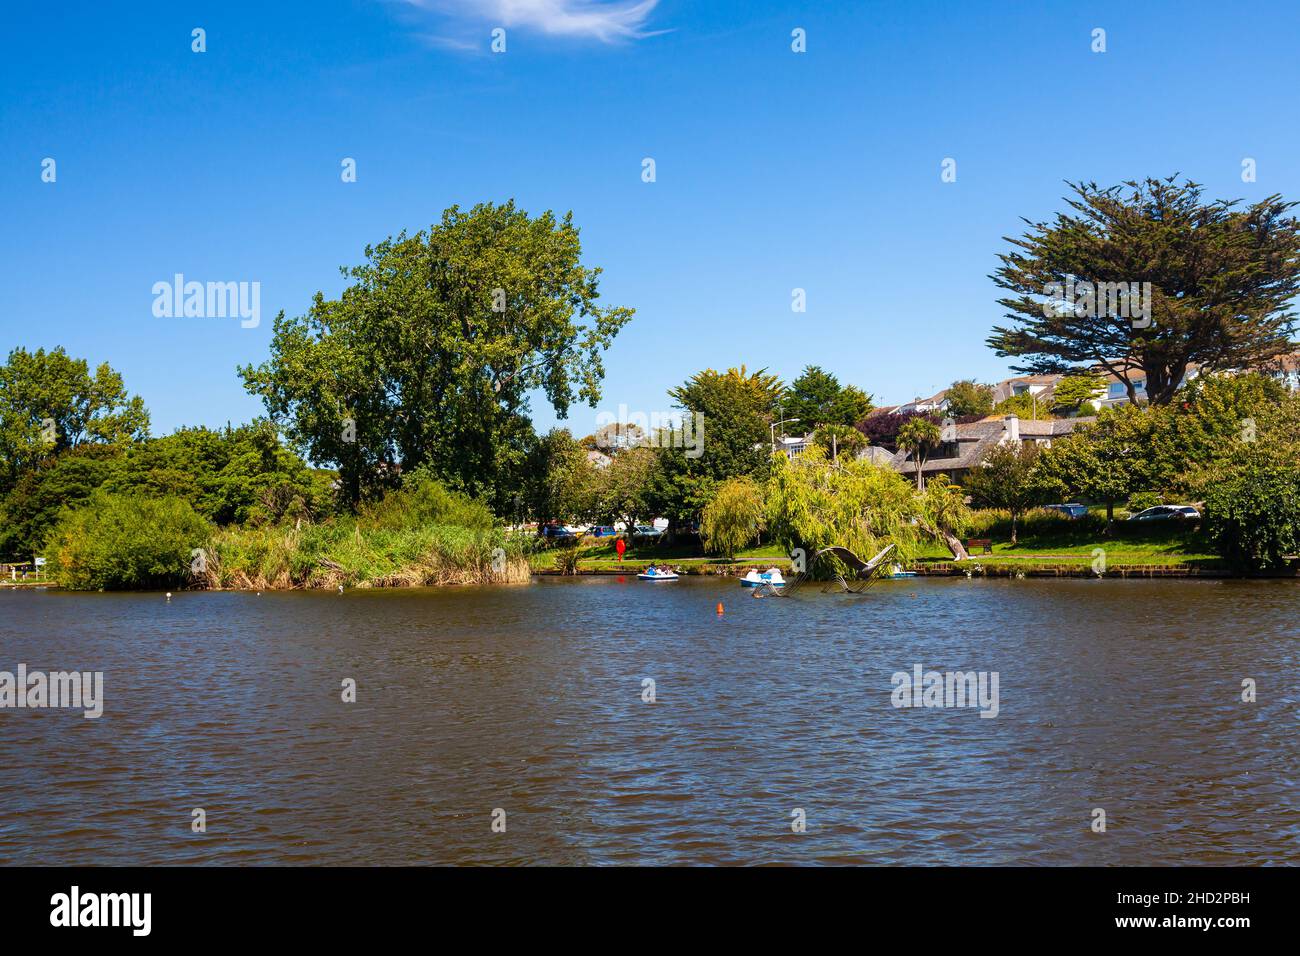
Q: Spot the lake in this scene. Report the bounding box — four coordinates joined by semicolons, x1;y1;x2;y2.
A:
1;577;1296;865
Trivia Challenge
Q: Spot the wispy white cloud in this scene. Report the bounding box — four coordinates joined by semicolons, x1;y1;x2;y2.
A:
401;0;663;44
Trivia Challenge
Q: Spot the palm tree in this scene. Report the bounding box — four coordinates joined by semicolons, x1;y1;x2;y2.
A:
896;417;941;490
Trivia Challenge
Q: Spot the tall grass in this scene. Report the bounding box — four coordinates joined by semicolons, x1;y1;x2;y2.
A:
202;518;531;589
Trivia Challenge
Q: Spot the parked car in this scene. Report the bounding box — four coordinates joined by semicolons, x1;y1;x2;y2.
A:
588;526;618;537
542;525;576;539
634;525;663;537
1044;503;1089;519
1128;505;1200;522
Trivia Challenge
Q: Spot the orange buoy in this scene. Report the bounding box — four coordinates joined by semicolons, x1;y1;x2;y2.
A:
716;602;724;615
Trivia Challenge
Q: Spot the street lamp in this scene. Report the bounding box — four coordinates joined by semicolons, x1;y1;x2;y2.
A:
770;418;800;454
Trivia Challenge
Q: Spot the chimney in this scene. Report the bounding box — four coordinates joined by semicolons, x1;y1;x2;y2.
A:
1003;414;1020;443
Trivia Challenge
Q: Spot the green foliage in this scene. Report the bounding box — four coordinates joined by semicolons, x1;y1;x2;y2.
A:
992;392;1054;420
105;422;326;526
1126;491;1163;513
0;346;149;495
896;416;941;487
782;366;873;428
1051;374;1105;414
0;444;122;559
0;422;326;560
1203;454;1300;571
962;442;1050;543
811;423;866;459
765;447;926;564
944;380;994;417
989;176;1300;405
239;201;633;510
360;471;495;531
649;366;782;527
526;428;599;525
45;491;212;590
206;518;530;589
700;476;765;560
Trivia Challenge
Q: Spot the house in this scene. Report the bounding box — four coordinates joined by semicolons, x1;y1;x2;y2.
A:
890;414;1091;484
778;434;814;458
990;374;1062;407
586;449;613;469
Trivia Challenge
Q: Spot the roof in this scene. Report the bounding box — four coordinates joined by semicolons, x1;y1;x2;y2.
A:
891;416;1092;474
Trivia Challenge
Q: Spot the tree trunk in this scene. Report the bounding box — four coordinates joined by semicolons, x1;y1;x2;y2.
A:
941;530;970;561
1010;512;1018;546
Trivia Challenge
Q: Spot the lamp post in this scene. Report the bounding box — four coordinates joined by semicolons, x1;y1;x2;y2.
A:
770;418;800;455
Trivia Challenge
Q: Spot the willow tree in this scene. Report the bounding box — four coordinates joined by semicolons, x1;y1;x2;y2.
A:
700;476;764;560
989;177;1300;405
764;448;970;571
239;201;633;510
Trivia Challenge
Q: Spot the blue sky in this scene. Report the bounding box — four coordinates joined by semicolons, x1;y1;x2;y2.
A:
3;0;1299;438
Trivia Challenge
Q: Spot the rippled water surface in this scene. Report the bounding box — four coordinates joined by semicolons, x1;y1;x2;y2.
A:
1;577;1297;865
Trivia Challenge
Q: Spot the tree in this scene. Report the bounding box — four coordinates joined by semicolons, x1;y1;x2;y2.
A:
764;447;969;566
857;409;936;452
944;380;994;418
526;428;597;527
989;177;1300;405
962;441;1049;545
596;445;659;530
1051;374;1105;415
1203;454;1300;571
992;392;1054;421
649;366;783;532
239;201;633;511
0;347;149;495
782;366;873;428
812;423;866;461
44;491;212;590
700;476;765;560
896;417;941;489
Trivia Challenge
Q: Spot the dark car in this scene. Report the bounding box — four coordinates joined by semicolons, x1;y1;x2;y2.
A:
1044;503;1089;519
542;525;576;539
588;526;618;537
1128;505;1200;522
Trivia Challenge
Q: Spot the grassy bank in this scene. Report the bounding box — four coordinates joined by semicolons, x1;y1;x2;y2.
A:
203;521;532;589
537;517;1221;576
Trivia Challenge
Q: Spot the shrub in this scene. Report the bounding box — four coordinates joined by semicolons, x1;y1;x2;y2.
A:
1203;459;1300;571
358;474;495;531
45;491;212;590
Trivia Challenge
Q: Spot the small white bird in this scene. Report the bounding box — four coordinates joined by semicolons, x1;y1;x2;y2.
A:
166;592;172;600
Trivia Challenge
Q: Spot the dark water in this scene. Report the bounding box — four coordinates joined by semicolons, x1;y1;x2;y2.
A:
1;577;1297;865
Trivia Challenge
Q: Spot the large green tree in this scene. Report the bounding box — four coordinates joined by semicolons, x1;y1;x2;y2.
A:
989;177;1300;405
0;347;149;494
239;201;633;511
648;366;783;530
782;365;872;428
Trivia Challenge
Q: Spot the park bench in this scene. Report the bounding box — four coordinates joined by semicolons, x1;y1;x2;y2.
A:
966;538;993;554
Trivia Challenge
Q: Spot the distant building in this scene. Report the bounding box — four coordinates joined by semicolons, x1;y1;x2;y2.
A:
890;414;1090;484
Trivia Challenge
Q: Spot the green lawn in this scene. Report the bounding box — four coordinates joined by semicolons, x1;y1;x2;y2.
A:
529;525;1221;573
529;536;790;573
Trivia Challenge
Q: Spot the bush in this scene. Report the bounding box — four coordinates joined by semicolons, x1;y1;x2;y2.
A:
967;507;1104;540
1203;459;1300;571
45;491;212;590
358;475;495;531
